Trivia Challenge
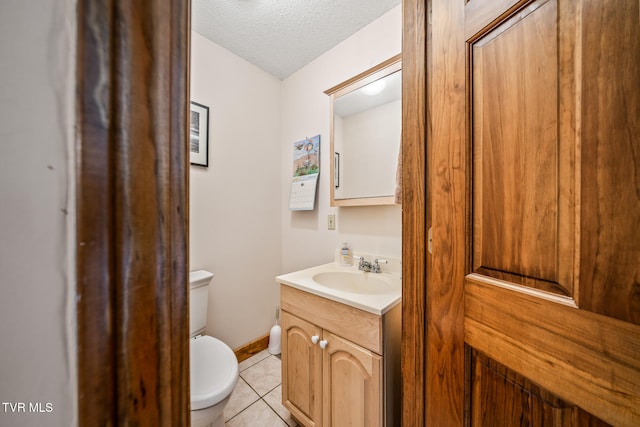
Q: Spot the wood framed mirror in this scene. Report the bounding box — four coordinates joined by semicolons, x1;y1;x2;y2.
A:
325;54;402;207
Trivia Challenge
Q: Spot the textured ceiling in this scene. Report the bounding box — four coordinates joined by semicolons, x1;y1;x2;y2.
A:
192;0;401;80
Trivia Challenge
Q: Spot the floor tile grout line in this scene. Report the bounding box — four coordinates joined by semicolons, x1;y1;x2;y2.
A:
262;393;295;427
239;355;282;397
229;375;282;419
225;398;259;425
225;396;288;426
224;379;259;424
226;353;289;425
238;350;272;372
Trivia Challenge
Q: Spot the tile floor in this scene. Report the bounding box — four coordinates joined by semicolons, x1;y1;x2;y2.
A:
224;350;299;427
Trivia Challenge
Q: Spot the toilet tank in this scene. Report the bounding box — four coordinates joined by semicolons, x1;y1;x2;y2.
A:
189;270;214;337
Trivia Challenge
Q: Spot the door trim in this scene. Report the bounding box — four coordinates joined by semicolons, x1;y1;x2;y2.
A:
76;1;191;424
401;0;428;425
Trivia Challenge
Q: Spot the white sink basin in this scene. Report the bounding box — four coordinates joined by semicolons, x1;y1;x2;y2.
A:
275;260;401;315
312;271;395;295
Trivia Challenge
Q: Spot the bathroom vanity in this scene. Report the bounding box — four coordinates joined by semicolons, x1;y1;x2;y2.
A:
276;260;401;427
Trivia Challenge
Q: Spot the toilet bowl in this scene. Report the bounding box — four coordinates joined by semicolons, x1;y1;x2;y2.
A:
190;270;239;427
190;335;239;427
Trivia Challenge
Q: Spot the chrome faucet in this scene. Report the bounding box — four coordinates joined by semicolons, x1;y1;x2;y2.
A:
357;256;372;272
371;259;388;273
355;256;388;273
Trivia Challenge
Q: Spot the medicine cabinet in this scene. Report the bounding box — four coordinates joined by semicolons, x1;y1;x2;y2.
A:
325;54;402;207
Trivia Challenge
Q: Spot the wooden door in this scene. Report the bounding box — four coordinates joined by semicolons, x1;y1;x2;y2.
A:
425;0;640;425
322;331;383;427
281;311;323;427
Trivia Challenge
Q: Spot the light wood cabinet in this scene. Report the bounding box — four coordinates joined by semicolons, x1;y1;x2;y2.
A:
322;331;382;427
280;285;400;427
281;311;322;427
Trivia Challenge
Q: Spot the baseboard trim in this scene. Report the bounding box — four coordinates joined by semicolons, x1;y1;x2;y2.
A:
233;333;270;363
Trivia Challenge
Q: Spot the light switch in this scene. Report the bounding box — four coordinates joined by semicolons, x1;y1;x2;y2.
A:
328;214;336;230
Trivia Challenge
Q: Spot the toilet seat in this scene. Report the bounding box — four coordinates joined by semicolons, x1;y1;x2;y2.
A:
190;335;239;410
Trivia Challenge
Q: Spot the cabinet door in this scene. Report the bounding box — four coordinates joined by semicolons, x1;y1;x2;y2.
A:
281;311;323;427
322;331;382;427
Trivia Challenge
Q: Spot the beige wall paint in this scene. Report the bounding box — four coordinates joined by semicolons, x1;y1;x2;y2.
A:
190;32;283;349
0;1;77;426
280;6;402;273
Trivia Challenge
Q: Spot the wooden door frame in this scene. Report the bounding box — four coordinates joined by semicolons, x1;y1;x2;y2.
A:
402;0;469;424
76;1;191;425
401;0;430;425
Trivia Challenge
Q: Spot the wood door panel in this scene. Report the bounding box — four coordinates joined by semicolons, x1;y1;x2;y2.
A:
465;0;530;41
426;0;468;423
471;0;572;296
465;277;640;426
579;0;640;324
471;352;574;427
471;351;611;427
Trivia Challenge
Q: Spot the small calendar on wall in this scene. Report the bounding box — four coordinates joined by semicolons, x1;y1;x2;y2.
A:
289;135;320;211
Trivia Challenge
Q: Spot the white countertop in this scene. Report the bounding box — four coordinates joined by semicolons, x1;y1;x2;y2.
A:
275;262;402;315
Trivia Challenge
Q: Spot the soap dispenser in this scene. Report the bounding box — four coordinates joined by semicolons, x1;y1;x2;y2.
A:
340;242;352;267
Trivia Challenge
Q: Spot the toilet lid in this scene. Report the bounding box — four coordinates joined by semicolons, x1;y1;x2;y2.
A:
190;335;239;410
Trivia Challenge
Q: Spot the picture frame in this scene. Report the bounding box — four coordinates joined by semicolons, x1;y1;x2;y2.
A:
190;101;209;167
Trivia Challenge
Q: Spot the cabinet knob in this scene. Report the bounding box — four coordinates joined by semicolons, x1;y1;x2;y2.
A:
319;340;328;349
311;335;319;344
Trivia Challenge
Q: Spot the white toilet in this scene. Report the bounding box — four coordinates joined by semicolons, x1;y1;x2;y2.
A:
190;270;239;427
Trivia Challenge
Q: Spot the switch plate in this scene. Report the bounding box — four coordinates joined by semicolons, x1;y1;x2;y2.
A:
328;214;336;230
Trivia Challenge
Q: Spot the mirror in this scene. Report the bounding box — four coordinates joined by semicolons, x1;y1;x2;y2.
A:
325;55;401;206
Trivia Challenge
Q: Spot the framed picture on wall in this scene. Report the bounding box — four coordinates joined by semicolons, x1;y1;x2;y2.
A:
190;101;209;167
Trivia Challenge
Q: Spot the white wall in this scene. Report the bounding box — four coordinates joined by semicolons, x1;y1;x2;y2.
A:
190;32;283;349
280;6;403;273
0;1;76;426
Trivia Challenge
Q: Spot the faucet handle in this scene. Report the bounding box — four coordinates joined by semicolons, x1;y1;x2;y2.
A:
354;255;371;271
372;259;388;273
